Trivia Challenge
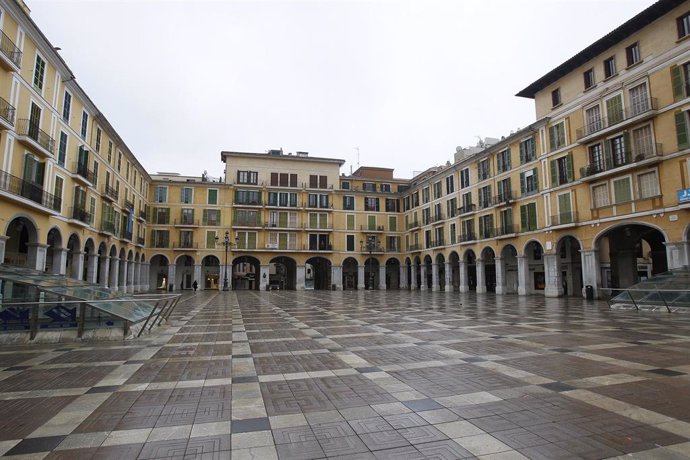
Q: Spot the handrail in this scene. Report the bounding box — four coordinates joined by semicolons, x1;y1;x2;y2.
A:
0;29;22;67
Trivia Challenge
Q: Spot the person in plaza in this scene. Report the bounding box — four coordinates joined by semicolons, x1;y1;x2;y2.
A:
193;280;198;292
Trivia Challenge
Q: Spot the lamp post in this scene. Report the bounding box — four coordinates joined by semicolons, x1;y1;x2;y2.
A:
361;236;376;289
216;231;237;291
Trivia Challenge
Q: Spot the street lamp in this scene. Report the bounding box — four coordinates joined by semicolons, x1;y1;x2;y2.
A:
361;236;377;289
216;231;238;291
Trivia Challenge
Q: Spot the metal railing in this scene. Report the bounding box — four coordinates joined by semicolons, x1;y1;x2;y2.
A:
173;241;197;249
0;170;61;211
103;184;119;201
139;208;148;221
408;243;422;251
0;96;16;126
430;213;445;223
100;219;118;236
407;220;420;230
551;211;579;226
0;29;22;68
576;98;658;140
459;204;476;215
360;224;385;232
428;238;445;248
478;198;493;209
151;239;169;248
495;224;517;237
580;144;662;178
460;232;476;242
70;206;91;224
16;119;56;154
493;190;514;205
479;227;495;239
232;218;262;227
73;162;96;183
124;199;135;211
174;217;198;226
137;236;145;245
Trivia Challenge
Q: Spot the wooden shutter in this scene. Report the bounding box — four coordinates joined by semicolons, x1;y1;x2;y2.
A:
566;152;574;182
550;159;558;187
270;173;278;186
319;175;327;189
289;174;297;187
533;168;539;191
676;111;689;150
549;126;556;151
519;142;526;164
520;172;526;195
671;65;685;102
202;209;208;225
520;205;528;231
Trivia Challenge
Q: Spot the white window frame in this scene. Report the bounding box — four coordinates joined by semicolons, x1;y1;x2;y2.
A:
207;188;219;204
635;169;660;200
591;182;609;209
32;51;46;94
612;175;633;204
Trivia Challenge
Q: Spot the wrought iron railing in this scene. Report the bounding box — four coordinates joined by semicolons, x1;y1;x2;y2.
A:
495;224;517;237
0;30;22;68
0;96;16;126
580;144;662;178
460;232;476;242
551;211;579;226
16;119;56;154
103;184;119;201
73;162;96;183
0;170;61;211
576;98;658;140
493;190;514;205
70;206;91;224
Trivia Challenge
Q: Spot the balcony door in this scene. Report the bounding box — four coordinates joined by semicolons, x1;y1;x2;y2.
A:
29;102;41;139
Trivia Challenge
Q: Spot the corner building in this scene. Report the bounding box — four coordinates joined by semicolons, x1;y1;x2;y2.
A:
1;0;689;299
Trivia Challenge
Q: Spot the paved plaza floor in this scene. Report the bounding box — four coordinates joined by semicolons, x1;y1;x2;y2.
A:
1;291;690;459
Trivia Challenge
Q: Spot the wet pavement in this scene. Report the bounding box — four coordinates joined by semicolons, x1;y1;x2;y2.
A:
1;290;690;459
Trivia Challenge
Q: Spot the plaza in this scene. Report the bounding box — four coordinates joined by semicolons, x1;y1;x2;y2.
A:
0;290;689;459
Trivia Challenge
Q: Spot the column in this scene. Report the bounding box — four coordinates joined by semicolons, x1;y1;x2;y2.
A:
399;266;406;289
379;265;386;290
420;264;427;290
410;264;418;290
100;256;110;288
357;265;365;290
86;254;99;284
458;260;469;292
26;243;48;272
55;248;68;275
614;249;637;288
167;264;175;291
70;251;84;280
517;255;529;296
193;264;202;290
494;257;506;294
127;261;136;293
260;264;270;291
431;263;440;291
580;249;601;299
296;265;306;290
110;257;120;292
121;260;128;292
134;262;141;291
665;241;690;270
0;236;7;266
544;253;563;297
444;262;452;292
476;258;486;293
143;263;150;291
331;265;342;290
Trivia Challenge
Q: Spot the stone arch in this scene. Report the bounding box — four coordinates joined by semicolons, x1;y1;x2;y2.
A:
364;257;380;289
435;253;446;291
479;247;496;292
202;255;221;290
523;241;545;295
449;251;460;291
413;256;422;289
4;215;40;265
556;235;583;297
270;256;297;290
176;254;195;290
463;249;477;291
82;238;97;283
385;257;400;289
46;226;63;274
149;254;170;290
342;257;358;290
233;255;260;290
498;244;518;294
306;256;331;290
66;233;82;279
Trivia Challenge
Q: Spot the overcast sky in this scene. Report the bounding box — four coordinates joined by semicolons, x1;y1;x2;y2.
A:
31;0;654;179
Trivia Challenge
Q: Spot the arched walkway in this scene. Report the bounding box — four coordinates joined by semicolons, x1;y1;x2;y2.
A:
364;257;380;289
342;257;358;290
434;254;445;291
233;256;260;290
557;236;583;297
449;251;460;291
202;255;220;290
175;255;195;290
4;216;41;270
306;257;331;290
66;234;82;280
497;244;518;294
521;241;544;295
385;258;400;289
479;247;496;293
46;227;63;274
464;250;477;291
270;256;296;290
149;254;169;290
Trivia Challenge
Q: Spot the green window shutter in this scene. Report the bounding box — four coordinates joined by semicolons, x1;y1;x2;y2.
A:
519;142;526;164
389;216;397;231
550;159;557;187
319;213;327;229
506;177;511;193
566;152;574;182
346;214;354;230
533;168;539;191
368;215;376;230
279;233;288;249
604;140;613;169
520;172;526;195
549;126;556;151
247;232;256;249
671;65;685;102
206;231;215;248
202;209;208;224
506;148;512;169
217;210;221;224
279;212;288;227
623;131;631;162
676;111;689;149
237;232;246;248
497;180;504;196
520;205;528;231
530;137;536;158
309;213;317;228
529;203;537;230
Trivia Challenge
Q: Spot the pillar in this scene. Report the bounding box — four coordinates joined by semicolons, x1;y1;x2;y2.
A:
494;257;506;294
0;236;7;266
86;254;98;283
100;256;110;287
399;265;407;289
431;263;440;291
55;248;68;275
167;264;175;291
357;265;365;290
410;264;418;290
26;243;48;272
260;264;270;291
517;255;529;296
134;262;141;291
296;264;306;290
544;253;563;297
331;265;343;290
614;249;637;288
458;260;468;292
444;262;452;292
126;261;134;293
379;265;386;290
665;241;690;270
476;258;486;293
142;263;150;291
420;264;428;290
580;249;601;299
110;257;120;292
120;259;128;291
193;264;202;290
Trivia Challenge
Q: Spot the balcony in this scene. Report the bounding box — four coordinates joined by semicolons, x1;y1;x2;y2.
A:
234;197;262;206
493;190;515;206
174;241;198;249
495;224;517;238
576;98;658;143
232;218;262;228
0;170;61;213
550;211;579;227
72;162;96;185
459;204;476;215
305;244;334;252
174;217;199;227
16;119;56;158
0;96;16;129
138;208;148;222
0;29;22;71
478;198;493;210
478;228;495;239
407;220;420;230
360;224;385;232
124;199;135;212
430;213;445;223
459;232;476;243
428;238;445;248
100;219;118;236
122;230;133;242
264;222;300;230
408;243;422;252
264;243;299;251
102;184;119;202
151;239;169;249
70;206;91;226
137;236;145;246
580;144;663;182
305;222;333;230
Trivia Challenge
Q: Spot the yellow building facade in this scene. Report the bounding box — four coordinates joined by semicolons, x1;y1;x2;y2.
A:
1;0;689;299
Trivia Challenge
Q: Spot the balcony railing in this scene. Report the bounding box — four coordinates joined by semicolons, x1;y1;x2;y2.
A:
576;98;658;140
16;119;56;155
460;232;476;243
495;224;517;237
151;239;169;249
100;220;118;236
408;243;422;251
122;230;133;241
479;227;495;239
305;222;333;230
551;211;579;226
0;96;16;126
305;243;333;252
0;170;61;212
478;198;493;210
459;204;476;215
0;29;22;69
407;220;420;230
139;208;148;221
137;236;145;246
430;213;445;223
234;196;262;206
103;184;119;201
70;206;91;225
73;162;96;184
264;222;300;229
124;199;135;211
174;241;198;249
580;144;662;179
233;218;262;227
428;238;445;248
361;224;385;232
493;190;514;205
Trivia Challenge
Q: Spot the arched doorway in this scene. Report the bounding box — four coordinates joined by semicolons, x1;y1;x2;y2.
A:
270;256;296;290
385;258;400;289
523;241;545;295
557;236;583;297
364;257;379;289
449;251;460;291
480;247;496;292
499;244;518;294
306;257;331;290
435;254;445;291
149;254;169;290
342;257;358;290
66;233;81;280
83;238;96;283
233;256;260;290
595;224;667;292
46;227;63;274
176;255;195;290
423;255;432;289
464;249;477;291
4;216;39;269
202;255;220;290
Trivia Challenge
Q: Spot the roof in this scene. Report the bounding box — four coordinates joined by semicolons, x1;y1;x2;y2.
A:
221;150;345;165
516;0;685;99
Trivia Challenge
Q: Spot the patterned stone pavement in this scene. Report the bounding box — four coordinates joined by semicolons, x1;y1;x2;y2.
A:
1;290;690;459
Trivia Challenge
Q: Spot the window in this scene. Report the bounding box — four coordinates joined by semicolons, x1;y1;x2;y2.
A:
343;195;355;210
268;191;297;207
234;209;260;226
676;110;690;150
385;198;399;212
308;175;328;189
362;182;376;192
380;183;391;192
432;181;442;199
107;141;113;163
613;177;632;203
346;235;355;252
557;193;573;224
422;208;430;225
584;68;595;90
449;223;456;245
446;197;457;218
307;193;329;208
551;87;561;107
366;214;378;230
92;161;99;187
637;171;659;199
154;186;167;203
364;197;380;212
626;42;640;67
520;202;538;232
632;125;653;159
549;122;566;151
460;168;470;188
152;230;170;248
588;143;604;173
268;211;297;228
500;209;513;233
497;177;512;202
53;176;64;211
609;134;628;167
604;56;616;79
519;137;536;163
117;152;122;171
584;105;602;135
308;213;329;229
206;231;217;249
445;175;454;194
180;187;192;204
207;189;218;204
496;148;511;173
62;91;71;121
592;183;609;208
341;181;350;190
236;232;257;250
550;152;574;187
388;215;397;232
478;159;491;181
237;170;258;185
520;168;538;196
629;83;650;116
80;111;89;140
236;190;262;205
57;131;67;167
203;209;221;226
346;214;355;230
461;219;475;240
461;192;473;212
181;208;194;225
479;215;494;239
412;191;419;207
154;207;170;225
308;233;330;251
33;54;46;91
605;94;623;125
478;185;492;209
422;187;430;203
678;11;690;38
